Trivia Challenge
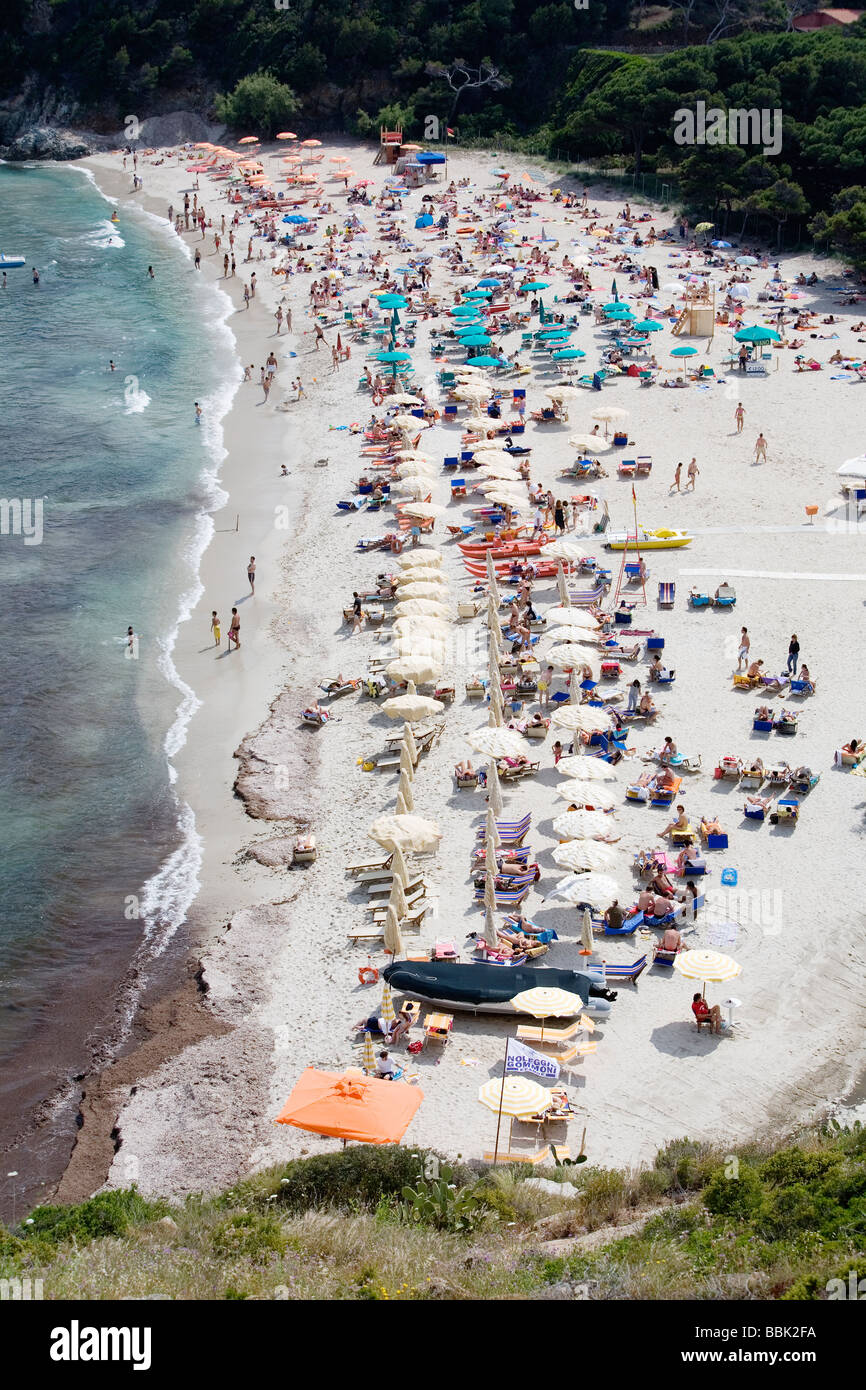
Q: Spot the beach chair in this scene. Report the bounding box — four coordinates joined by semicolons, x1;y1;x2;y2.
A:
769;798;799;825
733;673;761;691
483;1146;570;1166
789;767;819;794
516;1019;585;1046
788;680;813;697
835;748;863;768
713;585;736;607
744;797;770;821
618;459;637;477
651;775;682;807
646;636;664;651
475;813;531;845
458;599;483;620
753;716;774;733
653;941;679;967
423;1010;453;1045
601;954;648;984
450;478;467;498
345;852;392;876
596;913;642;937
456;770;479;789
774;712;798;736
670;826;696;847
636;456;653;475
689;590;711;608
292;836;317;866
703;831;728;850
658;583;675;607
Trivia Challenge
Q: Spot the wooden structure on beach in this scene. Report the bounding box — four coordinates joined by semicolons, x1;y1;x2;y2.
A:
672;285;715;339
374;127;403;165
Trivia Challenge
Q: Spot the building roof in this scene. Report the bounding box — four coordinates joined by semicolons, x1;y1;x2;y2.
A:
792;8;863;27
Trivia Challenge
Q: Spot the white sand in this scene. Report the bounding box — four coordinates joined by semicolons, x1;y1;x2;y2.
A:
79;142;866;1198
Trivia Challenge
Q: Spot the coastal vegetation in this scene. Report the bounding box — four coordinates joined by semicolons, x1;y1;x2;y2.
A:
2;1121;864;1299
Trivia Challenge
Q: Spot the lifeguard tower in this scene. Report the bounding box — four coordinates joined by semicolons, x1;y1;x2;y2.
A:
672;284;715;339
374;126;403;165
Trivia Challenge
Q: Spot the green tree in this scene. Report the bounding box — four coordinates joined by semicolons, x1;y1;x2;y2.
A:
811;186;866;272
215;70;299;138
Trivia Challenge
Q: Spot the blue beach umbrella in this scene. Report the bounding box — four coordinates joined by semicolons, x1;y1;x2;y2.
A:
734;326;781;344
537;326;572;338
631;319;662;332
552;348;586;360
377;294;408;308
450;304;479;315
711;240;732;248
462;337;492;348
282;214;308;224
521;281;549;292
671;345;698;357
477;278;501;288
466;355;506;367
464;289;493;299
415;214;434;228
604;305;635;320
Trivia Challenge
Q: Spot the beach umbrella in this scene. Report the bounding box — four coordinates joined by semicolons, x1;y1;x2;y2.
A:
454;384;489;401
468;727;527;761
551;348;587;361
381;682;444;722
478;463;523;482
392;413;429;431
396;769;415;814
461;335;493;347
570;434;611;454
580;907;595;956
631;319;663;332
388;876;409;922
694;222;714;234
395;789;411;817
399;729;417;773
383;904;403;958
488;759;504;817
376;350;412;364
483;901;499;951
556;755;616;781
361;1031;377;1076
485;806;502;850
552;841;617;872
512;986;584;1021
552;809;616;840
300;138;322;148
546;608;600;630
399;746;415;783
466;356;506;368
397;547;441;567
547;872;620;905
734;326;781;344
546;386;583;400
556;563;569;606
238;135;260;145
545;538;588;563
394;599;451;620
386;654;444;686
838;456;866;479
603;305;635;320
478;1077;550;1153
394;478;431;501
394;461;437;480
275;1068;422;1144
396;582;449;602
400;502;445;520
735;256;758;267
711;239;732;248
393;616;449;639
389;392;422;405
369;814;442;854
554;781;617;810
520;281;549;292
674;949;742;1000
590;406;629;434
671;345;698;357
547;644;595;671
552;704;611;733
378;981;396;1028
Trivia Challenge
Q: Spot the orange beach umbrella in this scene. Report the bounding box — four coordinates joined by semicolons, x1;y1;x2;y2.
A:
300;138;322;148
275;1067;422;1144
238;135;260;145
276;132;298;140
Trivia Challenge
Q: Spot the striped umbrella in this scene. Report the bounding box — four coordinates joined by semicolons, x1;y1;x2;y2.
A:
361;1030;377;1076
511;986;584;1019
380;981;396;1027
674;949;741;999
478;1075;549;1116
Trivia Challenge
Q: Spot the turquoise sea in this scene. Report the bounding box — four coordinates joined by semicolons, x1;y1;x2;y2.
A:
0;162;237;1204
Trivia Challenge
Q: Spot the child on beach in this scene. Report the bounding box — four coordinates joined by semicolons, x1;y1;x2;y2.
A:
210;611;221;646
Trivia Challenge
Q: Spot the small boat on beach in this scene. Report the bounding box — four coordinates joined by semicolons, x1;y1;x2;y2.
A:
458;538;548;559
0;254;25;269
605;528;693;551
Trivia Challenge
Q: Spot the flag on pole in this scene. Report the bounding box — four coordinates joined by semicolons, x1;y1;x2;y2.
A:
446;128;455;138
631;483;637;505
504;1037;560;1081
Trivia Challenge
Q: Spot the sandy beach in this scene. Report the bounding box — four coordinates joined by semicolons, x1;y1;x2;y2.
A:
63;138;866;1202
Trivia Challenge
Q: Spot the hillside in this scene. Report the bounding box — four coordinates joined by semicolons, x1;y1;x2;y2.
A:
3;1121;865;1299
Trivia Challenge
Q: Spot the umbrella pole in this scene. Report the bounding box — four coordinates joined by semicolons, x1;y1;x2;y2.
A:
492;1037;509;1164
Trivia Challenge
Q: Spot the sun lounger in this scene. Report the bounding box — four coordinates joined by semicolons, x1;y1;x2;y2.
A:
658;582;675;607
516;1019;585;1045
714;585;736;607
753;716;774;733
774;712;798;735
788;679;814;697
689;590;711;608
714;756;741;779
475;813;531;845
600;954;648;984
346;853;393;876
788;767;819;793
769;797;799;825
653;941;680;967
733;673;762;690
670;826;696;846
483;1146;570;1166
650;775;682;806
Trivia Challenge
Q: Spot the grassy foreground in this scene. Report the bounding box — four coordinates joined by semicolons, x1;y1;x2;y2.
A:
2;1122;864;1300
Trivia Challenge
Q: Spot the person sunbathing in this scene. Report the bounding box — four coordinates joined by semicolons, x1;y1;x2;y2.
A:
746;660;764;679
455;760;476;778
649;868;676;898
650;767;678;793
676;842;705;873
323;675;347;692
638;693;657;716
303;703;329;721
648;654;664;680
658;805;690;840
745;793;772;810
650;895;676;919
658;925;683;953
742;756;764;773
659;737;677;764
700;815;723;837
842;738;864;756
755;705;773;721
798;664;815;691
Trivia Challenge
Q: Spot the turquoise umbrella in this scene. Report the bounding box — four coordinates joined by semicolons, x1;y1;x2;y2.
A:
376;349;412;378
477;278;501;288
378;294;408;308
522;281;549;292
464;289;493;299
552;348;586;360
537;326;572;337
602;301;627;312
671;345;698;357
611;279;618;301
461;335;491;347
466;355;506;367
604;305;635;319
734;326;781;344
631;319;662;332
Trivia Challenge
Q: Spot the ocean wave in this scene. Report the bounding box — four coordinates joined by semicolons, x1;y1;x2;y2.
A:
122;385;151;414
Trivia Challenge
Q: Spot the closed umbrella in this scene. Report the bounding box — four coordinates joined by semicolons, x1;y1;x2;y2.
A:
488;759;504;816
552;809;617;840
580;907;595;956
394;599;451;620
484;868;497;914
399;726;417;769
399;746;415;782
557;562;569;606
485;807;502;850
361;1031;377;1076
388;876;409;921
369;814;442;854
552;841;617;872
483;901;499;950
397;768;415;813
379;980;396;1028
396;582;449;602
395;789;411;817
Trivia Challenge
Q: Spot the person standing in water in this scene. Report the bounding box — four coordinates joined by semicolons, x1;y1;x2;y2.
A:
247;557;256;594
147;265;155;279
194;402;202;425
32;267;40;285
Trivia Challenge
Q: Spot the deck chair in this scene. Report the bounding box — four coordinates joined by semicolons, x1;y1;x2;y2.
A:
618;459;636;477
516;1019;584;1046
556;1042;598;1065
714;585;736;607
788;679;813;697
345;852;392;876
450;478;467;498
653;942;679;967
753;717;774;733
658;582;675;607
601;954;648;984
636;456;652;475
483;1146;570;1166
689;590;711;608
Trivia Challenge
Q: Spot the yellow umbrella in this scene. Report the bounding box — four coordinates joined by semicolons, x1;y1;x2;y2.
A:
674;950;742;999
380;981;396;1026
511;987;584;1040
361;1030;377;1075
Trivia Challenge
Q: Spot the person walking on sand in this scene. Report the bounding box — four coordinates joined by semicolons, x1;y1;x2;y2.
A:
754;432;768;463
352;591;363;633
210;610;221;646
671;461;682;493
735;401;744;433
285;305;292;332
223;253;229;277
250;272;257;299
314;322;327;351
247;557;256;594
230;255;236;277
786;633;800;675
266;351;277;382
686;457;700;491
275;306;283;334
737;627;750;671
738;344;749;372
243;284;250;309
228;607;240;650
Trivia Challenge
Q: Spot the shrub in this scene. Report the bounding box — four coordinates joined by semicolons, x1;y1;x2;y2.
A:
215;71;299;138
759;1146;841;1189
400;1160;492;1234
703;1164;764;1220
272;1146;468;1214
210;1213;286;1263
20;1189;170;1246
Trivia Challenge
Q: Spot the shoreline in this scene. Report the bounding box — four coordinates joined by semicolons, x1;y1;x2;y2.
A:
31;142;866;1204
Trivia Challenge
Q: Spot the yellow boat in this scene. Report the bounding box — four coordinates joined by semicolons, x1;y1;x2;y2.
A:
605;528;693;551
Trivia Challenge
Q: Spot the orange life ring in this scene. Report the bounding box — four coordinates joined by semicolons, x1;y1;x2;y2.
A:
358;965;379;985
